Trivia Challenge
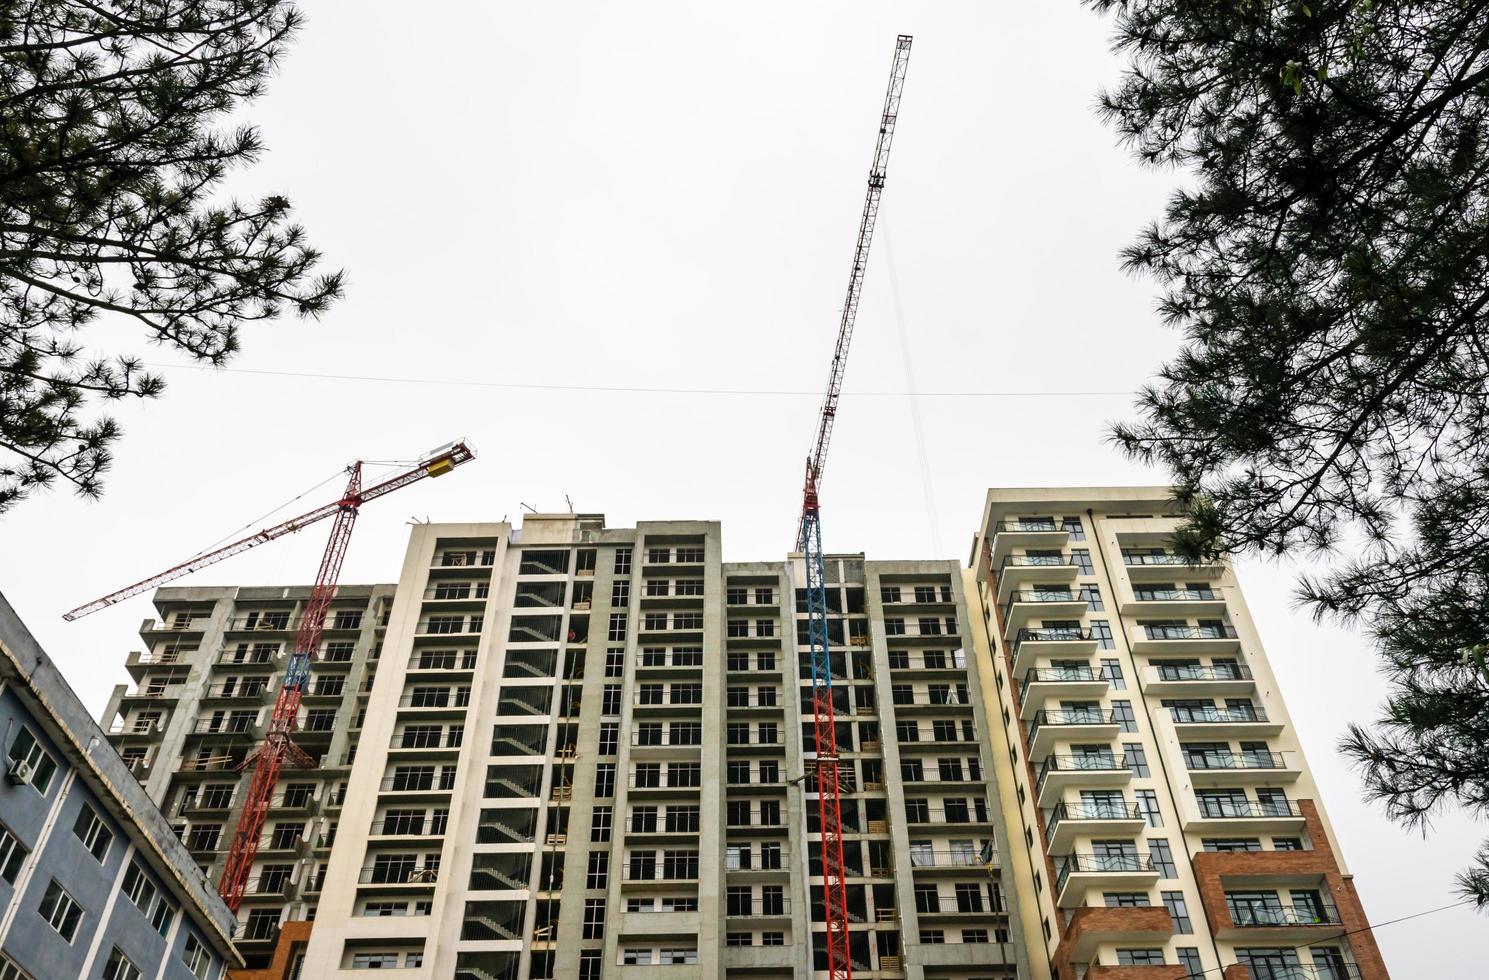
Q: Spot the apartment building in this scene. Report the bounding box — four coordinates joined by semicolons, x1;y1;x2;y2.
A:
968;488;1389;980
101;583;396;968
0;591;241;980
280;514;1028;979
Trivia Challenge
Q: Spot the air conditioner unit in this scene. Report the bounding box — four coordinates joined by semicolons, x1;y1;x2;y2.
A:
6;759;34;786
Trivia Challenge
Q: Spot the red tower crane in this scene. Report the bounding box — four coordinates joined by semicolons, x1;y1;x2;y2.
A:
65;440;476;912
800;36;911;979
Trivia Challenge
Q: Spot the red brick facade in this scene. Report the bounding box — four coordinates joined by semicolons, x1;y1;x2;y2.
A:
1192;800;1389;979
228;920;313;980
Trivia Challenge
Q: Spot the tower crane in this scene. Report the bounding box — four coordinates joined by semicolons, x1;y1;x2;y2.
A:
65;440;476;912
800;36;911;980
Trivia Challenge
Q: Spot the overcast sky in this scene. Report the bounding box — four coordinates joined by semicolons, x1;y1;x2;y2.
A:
0;2;1477;972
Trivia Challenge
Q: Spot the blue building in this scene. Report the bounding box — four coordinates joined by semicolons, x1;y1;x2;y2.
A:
0;592;241;980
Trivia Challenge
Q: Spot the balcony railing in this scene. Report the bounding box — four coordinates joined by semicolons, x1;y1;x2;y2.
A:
1036;754;1127;793
1045;801;1143;843
1227;903;1342;928
1001;553;1074;569
408;652;480;671
423;585;490;600
904;806;989;825
1186;751;1287;771
1228;966;1360;980
370;818;448;837
1123;552;1216;566
1154;664;1252;682
725;898;791;917
1197;799;1301;820
1142;624;1239;641
1055;852;1154;892
1169;705;1268;724
993;520;1061;533
358;866;439;885
1019;667;1105;708
191;717;255;735
397;692;471;709
1027;709;1116;750
390;732;464;750
907;848;986;868
1131;588;1219;602
379;773;457;792
1015;626;1094;648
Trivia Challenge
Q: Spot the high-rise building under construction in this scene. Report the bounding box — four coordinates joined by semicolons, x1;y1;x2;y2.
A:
101;491;1390;980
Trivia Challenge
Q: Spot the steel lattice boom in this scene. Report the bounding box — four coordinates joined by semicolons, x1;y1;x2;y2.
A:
64;440;474;914
800;35;911;980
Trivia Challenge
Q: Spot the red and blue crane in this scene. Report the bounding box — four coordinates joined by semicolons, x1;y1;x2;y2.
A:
800;34;911;980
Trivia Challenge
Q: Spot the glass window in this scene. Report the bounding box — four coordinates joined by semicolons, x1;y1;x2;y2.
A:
7;728;57;794
1163;890;1193;933
1149;839;1178;878
39;880;83;942
102;948;141;980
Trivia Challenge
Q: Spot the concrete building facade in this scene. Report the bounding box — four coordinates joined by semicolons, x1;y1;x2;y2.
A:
968;488;1389;980
298;515;1027;979
97;490;1393;980
0;591;241;980
101;583;396;966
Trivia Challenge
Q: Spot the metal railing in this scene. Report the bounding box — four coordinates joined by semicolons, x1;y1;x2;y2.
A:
1169;705;1268;724
904;806;990;825
993;520;1062;534
632;733;704;748
424;585;490;600
1142;623;1239;641
1045;801;1143;843
1055;852;1155;892
725;731;782;746
1122;552;1218;566
1131;588;1219;602
890;689;973;707
1001;552;1073;569
907;848;986;868
1027;709;1117;750
1186;751;1286;771
398;692;471;709
370;817;448;837
725;898;791;917
1020;667;1106;708
1227;903;1342;928
1153;663;1252;682
1016;626;1094;646
229;616;294;631
191;717;255;735
1197;799;1301;820
638;651;706;669
357;866;439;885
409;651;480;671
379;773;457;792
622;863;701;882
390;732;464;750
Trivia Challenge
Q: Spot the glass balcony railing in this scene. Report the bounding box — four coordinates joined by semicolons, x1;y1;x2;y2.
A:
1027;709;1117;751
1036;754;1128;794
1002;553;1074;569
1131;587;1218;602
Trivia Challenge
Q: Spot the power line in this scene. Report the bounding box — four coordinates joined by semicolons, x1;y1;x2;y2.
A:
1178;896;1475;978
144;361;1134;399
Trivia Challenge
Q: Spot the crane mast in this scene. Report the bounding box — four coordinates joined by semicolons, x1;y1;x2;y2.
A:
801;35;911;980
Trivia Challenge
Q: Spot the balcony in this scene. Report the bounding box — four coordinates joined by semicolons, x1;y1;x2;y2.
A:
1044;801;1146;853
1058;905;1175;963
1218;902;1345;943
996;553;1078;603
1144;663;1254;696
724;898;792;920
907;847;990;873
1018;666;1109;719
1167;705;1283;738
357;866;439;886
1027;709;1119;757
1131;623;1241;655
1120;586;1228;617
1055;852;1158;907
987;520;1069;569
1186;751;1302;786
1012;626;1098;677
1002;589;1090;638
1188;798;1306;834
1122;550;1224;581
1036;754;1132;806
